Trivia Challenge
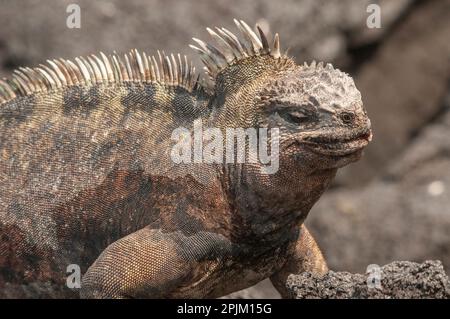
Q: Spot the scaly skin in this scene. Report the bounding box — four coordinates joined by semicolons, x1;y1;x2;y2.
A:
0;20;371;298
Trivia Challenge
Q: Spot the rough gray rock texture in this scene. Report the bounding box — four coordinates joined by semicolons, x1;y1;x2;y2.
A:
287;260;450;299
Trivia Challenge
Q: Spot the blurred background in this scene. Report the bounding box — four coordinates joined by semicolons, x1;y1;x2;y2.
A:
0;0;449;298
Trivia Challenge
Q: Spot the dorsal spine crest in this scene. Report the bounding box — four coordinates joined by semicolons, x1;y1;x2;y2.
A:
0;50;199;104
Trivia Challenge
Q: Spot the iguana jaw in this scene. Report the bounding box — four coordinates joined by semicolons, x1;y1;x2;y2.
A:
299;127;372;157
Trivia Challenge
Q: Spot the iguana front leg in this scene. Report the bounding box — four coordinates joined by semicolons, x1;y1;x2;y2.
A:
270;225;328;298
80;226;229;298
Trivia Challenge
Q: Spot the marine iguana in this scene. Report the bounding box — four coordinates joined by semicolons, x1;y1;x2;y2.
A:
0;20;372;298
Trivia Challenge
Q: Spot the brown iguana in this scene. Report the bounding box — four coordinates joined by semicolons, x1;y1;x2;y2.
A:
0;20;372;298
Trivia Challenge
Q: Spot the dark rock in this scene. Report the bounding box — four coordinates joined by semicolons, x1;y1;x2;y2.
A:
287;260;450;299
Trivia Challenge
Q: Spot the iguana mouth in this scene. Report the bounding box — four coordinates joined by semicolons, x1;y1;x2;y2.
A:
301;128;372;156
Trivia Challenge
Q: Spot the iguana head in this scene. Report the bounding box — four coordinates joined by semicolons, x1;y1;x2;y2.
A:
259;61;372;165
191;20;372;222
192;20;371;172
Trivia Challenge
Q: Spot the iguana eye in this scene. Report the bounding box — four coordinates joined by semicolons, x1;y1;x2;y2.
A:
279;110;310;125
340;112;355;124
